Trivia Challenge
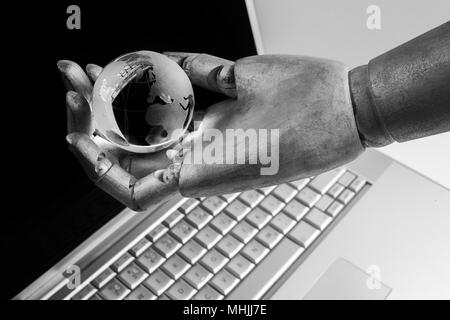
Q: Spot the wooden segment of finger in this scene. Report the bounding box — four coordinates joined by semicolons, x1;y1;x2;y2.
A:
66;132;139;209
132;169;179;211
86;64;103;83
66;91;93;135
163;52;237;98
119;150;172;179
57;60;93;101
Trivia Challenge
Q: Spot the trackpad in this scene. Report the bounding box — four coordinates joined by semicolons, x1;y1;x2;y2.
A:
304;258;391;300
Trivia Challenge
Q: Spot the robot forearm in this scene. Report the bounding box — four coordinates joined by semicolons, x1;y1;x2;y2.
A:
349;21;450;148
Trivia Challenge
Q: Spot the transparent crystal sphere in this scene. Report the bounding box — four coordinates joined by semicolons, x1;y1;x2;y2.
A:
91;51;194;153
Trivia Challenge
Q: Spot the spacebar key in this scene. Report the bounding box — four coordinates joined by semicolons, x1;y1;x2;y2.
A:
227;238;304;299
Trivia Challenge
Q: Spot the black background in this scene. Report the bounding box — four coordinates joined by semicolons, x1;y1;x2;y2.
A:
3;0;256;299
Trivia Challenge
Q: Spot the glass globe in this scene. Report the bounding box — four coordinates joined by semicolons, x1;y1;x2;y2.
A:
91;51;194;153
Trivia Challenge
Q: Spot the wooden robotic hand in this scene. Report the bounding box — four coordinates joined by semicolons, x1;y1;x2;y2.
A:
59;23;449;212
58;53;364;211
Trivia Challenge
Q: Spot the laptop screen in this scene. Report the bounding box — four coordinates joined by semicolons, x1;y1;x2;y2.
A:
5;1;256;299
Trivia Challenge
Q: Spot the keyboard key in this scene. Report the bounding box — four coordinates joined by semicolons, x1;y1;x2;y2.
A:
309;168;345;194
99;278;130;300
226;254;255;279
119;263;148;290
144;269;174;295
130;237;151;257
194;285;224;300
163;210;184;228
304;208;332;231
111;252;134;272
239;190;264;208
183;263;213;289
283;199;309;221
154;234;182;258
186;206;213;229
170;220;197;244
289;178;310;190
200;249;229;273
296;187;321;207
225;199;251;221
125;285;156;300
161;254;191;279
201;196;228;215
179;198;199;214
272;184;297;203
242;239;270;264
315;194;334;212
195;226;221;249
338;189;355;205
259;195;285;215
72;283;96;300
270;212;296;234
158;294;170;300
221;193;240;202
166;279;197;300
256;225;283;249
246;207;272;229
147;224;168;242
349;177;366;193
216;234;244;258
227;238;304;299
210;212;237;235
136;248;164;273
89;294;103;300
258;185;276;195
210;269;239;296
326;201;344;217
92;268;116;289
327;183;345;198
179;239;207;264
288;221;320;247
338;171;355;186
231;220;258;243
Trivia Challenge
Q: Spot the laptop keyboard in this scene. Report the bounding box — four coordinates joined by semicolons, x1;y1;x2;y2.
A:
72;168;367;300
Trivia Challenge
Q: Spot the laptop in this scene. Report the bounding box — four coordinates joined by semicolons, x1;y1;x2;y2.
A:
12;1;450;300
